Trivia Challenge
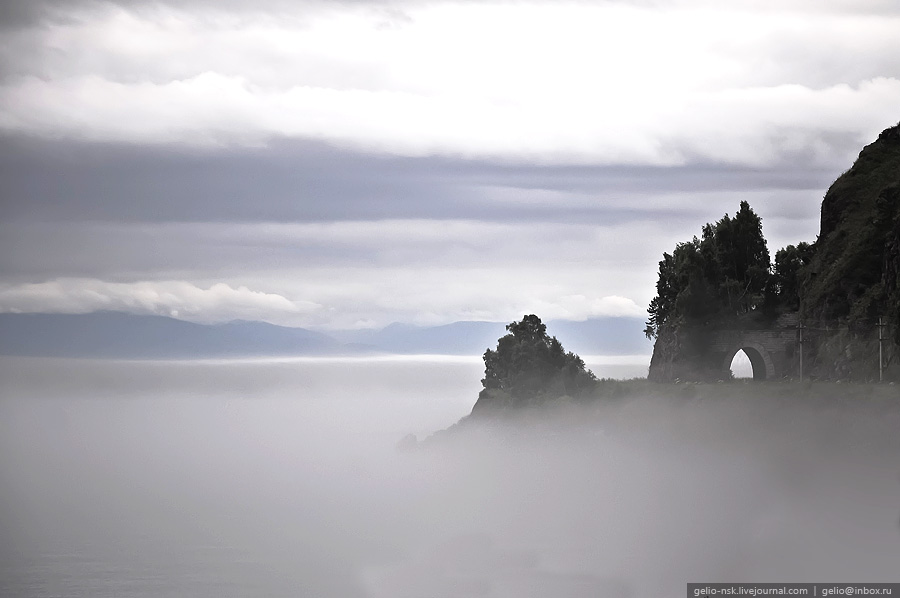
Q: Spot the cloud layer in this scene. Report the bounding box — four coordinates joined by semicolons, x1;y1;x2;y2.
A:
0;279;318;324
1;0;897;328
0;274;644;329
2;2;898;166
2;213;816;328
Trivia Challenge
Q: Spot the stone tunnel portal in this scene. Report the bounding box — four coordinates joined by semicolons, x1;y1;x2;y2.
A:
650;313;800;382
723;341;776;381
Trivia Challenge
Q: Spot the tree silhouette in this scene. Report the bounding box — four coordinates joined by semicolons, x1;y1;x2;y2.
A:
479;315;596;407
645;201;771;338
770;242;814;310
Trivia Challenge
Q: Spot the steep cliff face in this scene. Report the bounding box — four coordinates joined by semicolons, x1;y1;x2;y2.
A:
884;222;900;345
804;123;900;326
797;122;900;380
819;125;900;238
648;321;737;382
648;122;900;382
647;324;684;382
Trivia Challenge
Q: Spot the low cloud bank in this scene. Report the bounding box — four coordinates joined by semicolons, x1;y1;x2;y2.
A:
0;276;646;328
2;356;897;597
0;278;318;323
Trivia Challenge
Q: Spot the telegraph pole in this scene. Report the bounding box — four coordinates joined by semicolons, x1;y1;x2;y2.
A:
877;316;885;383
798;320;805;381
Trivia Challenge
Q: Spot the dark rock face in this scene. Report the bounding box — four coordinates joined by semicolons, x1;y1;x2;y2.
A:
791;123;900;380
648;313;802;382
807;122;900;325
648;333;725;383
819;124;900;240
883;218;900;345
648;122;900;383
647;324;681;382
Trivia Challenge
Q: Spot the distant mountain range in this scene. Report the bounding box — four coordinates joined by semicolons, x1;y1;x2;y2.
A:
0;311;652;359
0;311;339;359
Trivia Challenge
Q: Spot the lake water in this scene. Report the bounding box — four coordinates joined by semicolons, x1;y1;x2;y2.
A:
1;355;898;597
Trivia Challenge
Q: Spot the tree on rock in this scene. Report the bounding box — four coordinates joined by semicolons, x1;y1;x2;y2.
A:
475;314;596;410
645;201;771;339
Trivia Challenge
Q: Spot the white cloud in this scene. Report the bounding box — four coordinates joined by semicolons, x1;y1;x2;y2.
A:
1;0;892;331
518;295;645;321
3;71;897;166
0;273;648;329
1;2;898;166
0;204;824;328
0;279;320;324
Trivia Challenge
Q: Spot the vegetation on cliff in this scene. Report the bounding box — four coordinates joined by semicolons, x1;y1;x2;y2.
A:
802;123;900;340
466;123;899;405
645;122;900;382
644;200;771;340
472;315;597;412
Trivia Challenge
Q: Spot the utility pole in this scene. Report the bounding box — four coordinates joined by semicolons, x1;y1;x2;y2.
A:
877;316;885;383
798;320;805;381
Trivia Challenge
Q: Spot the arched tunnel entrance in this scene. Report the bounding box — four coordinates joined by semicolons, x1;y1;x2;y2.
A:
729;349;754;379
724;342;775;381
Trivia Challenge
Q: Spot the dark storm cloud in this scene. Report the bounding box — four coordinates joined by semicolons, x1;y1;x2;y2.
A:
0;134;837;226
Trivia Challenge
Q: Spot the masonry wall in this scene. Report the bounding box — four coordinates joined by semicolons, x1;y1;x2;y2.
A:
648;313;802;382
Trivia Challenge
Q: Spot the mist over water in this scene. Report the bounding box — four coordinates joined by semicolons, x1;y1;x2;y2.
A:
1;356;899;597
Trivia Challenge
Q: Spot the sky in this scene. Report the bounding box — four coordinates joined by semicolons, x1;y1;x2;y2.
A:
1;0;899;329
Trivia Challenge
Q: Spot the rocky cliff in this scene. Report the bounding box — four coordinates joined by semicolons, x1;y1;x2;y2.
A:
803;123;900;328
798;122;900;380
648;122;900;382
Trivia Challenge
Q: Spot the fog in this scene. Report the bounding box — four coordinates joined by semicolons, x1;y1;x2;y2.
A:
1;356;899;597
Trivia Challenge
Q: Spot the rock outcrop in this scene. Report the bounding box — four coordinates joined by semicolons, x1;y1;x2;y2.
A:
648;122;900;382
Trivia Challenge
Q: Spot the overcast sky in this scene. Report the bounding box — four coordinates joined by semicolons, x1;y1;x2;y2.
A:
1;0;898;329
